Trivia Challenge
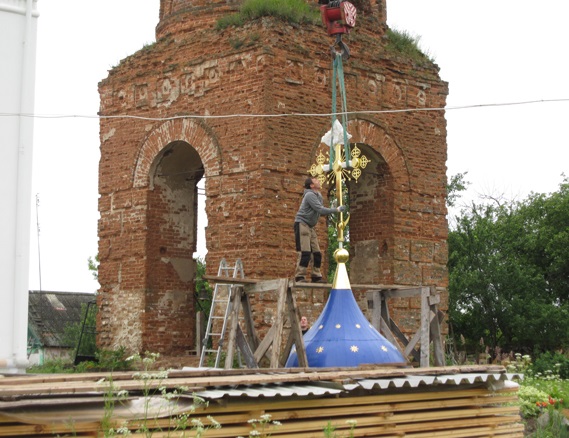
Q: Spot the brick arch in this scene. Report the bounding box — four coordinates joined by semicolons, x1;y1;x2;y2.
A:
348;118;410;191
133;118;222;188
339;118;411;285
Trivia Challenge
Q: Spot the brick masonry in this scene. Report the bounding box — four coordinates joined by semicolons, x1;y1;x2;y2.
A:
97;0;449;361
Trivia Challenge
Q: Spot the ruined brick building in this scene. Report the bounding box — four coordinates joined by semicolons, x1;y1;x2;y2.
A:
97;0;449;363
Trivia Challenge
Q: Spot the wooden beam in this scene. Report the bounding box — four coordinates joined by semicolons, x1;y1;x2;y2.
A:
283;286;308;367
224;286;243;369
269;279;289;367
253;324;277;363
205;276;435;293
420;287;431;367
243;279;284;293
235;326;259;369
240;291;260;350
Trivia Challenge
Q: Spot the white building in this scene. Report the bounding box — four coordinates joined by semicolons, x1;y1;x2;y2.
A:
0;0;39;373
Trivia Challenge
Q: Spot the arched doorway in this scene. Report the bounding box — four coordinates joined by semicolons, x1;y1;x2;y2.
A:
347;143;395;285
144;141;205;356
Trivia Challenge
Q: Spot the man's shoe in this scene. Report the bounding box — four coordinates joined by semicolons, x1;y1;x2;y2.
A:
295;276;308;283
312;276;325;283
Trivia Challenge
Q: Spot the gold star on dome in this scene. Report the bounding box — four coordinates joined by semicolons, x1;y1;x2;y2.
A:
355;324;361;329
316;346;324;353
381;345;388;352
335;324;341;329
319;324;324;330
350;345;359;352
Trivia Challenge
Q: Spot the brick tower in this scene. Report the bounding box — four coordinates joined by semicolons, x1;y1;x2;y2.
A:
97;0;449;362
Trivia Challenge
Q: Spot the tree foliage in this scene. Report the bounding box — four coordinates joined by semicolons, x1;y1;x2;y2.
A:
327;182;350;282
448;177;569;353
446;171;470;208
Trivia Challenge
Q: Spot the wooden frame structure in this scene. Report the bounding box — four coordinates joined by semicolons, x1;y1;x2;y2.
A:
203;277;445;369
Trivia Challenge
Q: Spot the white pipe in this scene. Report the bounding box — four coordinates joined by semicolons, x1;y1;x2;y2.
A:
11;0;37;372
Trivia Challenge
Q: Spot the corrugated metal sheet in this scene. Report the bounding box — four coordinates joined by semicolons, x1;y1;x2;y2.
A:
355;372;520;390
195;372;521;400
196;383;343;399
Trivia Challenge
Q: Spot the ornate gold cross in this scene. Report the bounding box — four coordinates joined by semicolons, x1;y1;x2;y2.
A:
308;140;370;246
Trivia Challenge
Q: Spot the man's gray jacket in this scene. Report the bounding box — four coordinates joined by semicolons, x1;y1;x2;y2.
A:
294;189;336;228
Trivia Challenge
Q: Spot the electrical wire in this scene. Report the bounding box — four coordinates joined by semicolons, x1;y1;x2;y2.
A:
1;98;568;121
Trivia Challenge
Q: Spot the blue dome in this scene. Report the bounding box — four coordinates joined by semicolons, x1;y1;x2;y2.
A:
286;287;406;368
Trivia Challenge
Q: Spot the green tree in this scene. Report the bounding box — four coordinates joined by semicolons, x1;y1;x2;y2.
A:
63;300;98;359
88;254;99;281
448;177;569;353
195;257;213;319
446;171;470;208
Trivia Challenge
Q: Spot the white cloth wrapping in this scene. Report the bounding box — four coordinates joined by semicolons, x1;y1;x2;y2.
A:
321;119;352;146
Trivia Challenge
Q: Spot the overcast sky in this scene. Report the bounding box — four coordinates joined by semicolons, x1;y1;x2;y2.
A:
29;1;569;293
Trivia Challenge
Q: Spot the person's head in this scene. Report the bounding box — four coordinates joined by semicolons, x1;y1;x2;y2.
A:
300;316;309;329
304;177;321;191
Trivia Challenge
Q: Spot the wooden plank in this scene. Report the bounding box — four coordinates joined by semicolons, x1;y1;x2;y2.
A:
428;293;441;306
381;310;420;362
203;275;259;285
193;394;520;423
0;421;101;437
404;324;422;357
224;286;243;369
269;279;289;367
0;386;521;437
0;370;143;387
370;290;381;329
243;279;283;293
420;287;431;367
0;365;511;398
284;286;308;367
240;290;260;351
206;276;426;290
280;328;295;367
253;324;277;363
235;326;259;369
184;406;522;438
430;307;445;367
382;288;424;299
196;387;516;415
379;318;405;356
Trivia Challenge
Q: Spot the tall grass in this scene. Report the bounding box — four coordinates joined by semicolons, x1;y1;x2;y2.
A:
386;28;434;63
217;0;320;30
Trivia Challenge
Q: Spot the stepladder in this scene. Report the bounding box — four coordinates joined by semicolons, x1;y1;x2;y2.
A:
198;259;244;368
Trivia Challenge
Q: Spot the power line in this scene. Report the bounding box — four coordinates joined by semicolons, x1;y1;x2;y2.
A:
1;98;568;121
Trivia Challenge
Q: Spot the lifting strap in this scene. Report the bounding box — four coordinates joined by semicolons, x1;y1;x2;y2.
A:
330;53;351;169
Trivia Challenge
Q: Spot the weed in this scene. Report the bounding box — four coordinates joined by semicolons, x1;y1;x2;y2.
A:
323;420;357;438
217;0;320;30
237;414;282;438
385;28;434;64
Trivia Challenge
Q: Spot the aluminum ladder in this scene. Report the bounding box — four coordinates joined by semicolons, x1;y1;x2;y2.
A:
199;258;244;368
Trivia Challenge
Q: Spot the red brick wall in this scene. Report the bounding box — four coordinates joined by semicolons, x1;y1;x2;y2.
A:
97;0;449;357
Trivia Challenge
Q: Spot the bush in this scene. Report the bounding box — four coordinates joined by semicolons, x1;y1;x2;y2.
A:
27;358;75;374
518;385;551;418
531;351;569;379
